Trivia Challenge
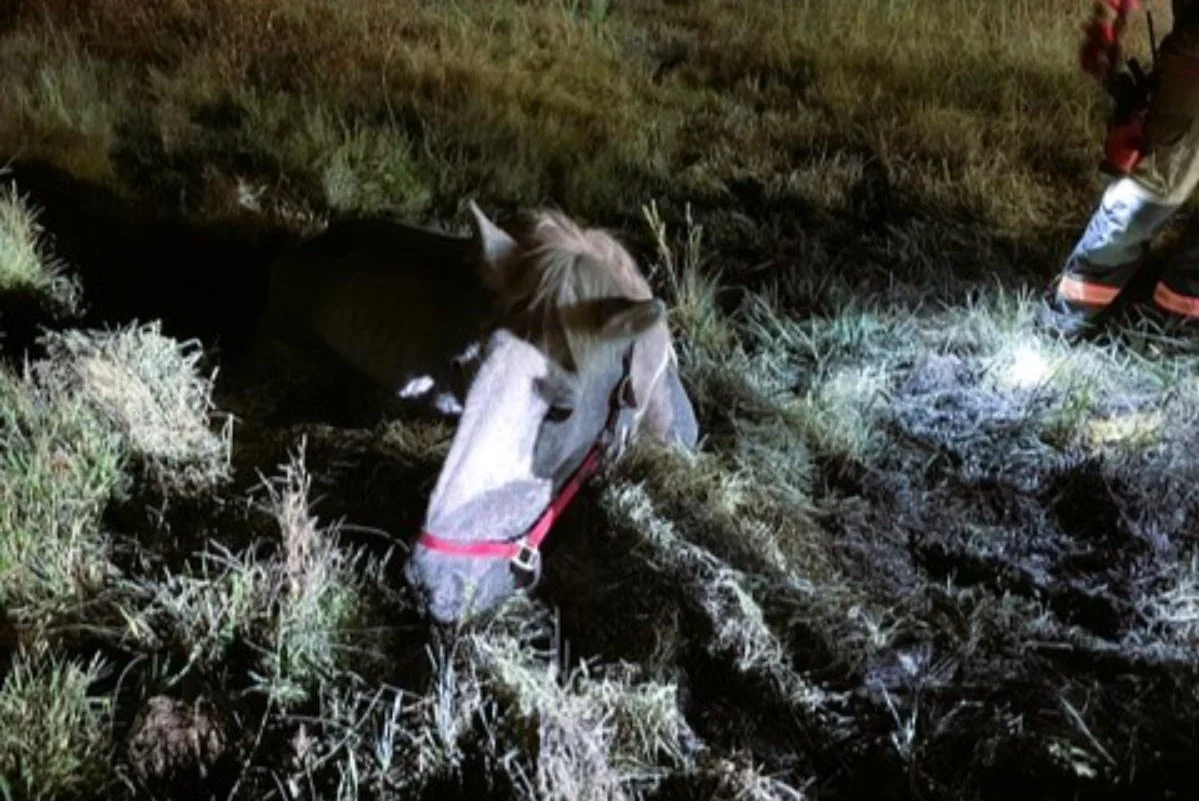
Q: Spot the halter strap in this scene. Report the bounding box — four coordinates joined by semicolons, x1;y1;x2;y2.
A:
415;344;640;579
416;446;603;577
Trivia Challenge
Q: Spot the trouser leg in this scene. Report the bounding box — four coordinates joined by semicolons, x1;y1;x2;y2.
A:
1054;177;1177;314
1137;42;1199;317
1155;238;1199;317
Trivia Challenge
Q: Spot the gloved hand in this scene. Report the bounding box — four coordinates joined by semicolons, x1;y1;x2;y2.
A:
1103;115;1146;175
1101;57;1156;175
1081;17;1120;80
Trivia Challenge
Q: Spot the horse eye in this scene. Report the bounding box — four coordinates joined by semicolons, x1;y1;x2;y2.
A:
546;403;573;423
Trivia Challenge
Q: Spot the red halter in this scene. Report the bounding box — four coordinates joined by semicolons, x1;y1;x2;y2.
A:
414;354;633;580
415;446;604;578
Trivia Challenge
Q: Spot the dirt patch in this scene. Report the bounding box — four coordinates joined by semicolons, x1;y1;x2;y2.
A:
125;695;233;796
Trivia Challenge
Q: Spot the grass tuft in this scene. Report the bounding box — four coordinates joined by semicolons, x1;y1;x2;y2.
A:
254;441;366;704
0;360;123;627
0;177;81;314
38;322;232;496
0;646;110;801
463;598;697;801
0;30;122;184
643;199;735;361
241;98;433;217
123;443;366;707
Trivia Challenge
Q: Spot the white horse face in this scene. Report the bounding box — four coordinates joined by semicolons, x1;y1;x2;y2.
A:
405;312;659;625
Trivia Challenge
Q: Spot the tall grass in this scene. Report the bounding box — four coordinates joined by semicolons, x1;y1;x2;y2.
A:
0;360;124;627
0;0;1118;232
0;648;111;801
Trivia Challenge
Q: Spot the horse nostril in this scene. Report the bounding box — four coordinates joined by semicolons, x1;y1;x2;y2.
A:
430;618;459;639
426;592;463;627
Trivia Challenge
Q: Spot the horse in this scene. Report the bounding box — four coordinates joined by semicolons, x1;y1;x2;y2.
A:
248;212;493;419
253;202;699;624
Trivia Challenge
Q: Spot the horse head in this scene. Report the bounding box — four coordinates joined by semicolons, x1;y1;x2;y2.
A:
404;202;698;625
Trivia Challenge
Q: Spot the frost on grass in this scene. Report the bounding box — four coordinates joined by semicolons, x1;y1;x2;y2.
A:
699;754;811;801
787;363;887;468
255;442;365;704
123;443;364;706
0;177;81;314
460;598;698;801
282;597;697;800
0;646;110;801
600;480;848;731
37;321;232;496
739;293;900;473
128;545;269;681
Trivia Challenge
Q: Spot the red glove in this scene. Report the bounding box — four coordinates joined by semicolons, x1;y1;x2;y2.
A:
1081;17;1119;80
1080;0;1141;81
1104;116;1146;175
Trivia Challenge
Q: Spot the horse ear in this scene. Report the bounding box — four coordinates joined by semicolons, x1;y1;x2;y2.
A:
598;298;666;342
638;356;700;450
468;200;520;275
619;320;669;409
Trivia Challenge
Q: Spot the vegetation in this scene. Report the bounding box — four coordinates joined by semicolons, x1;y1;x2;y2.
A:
1;0;1196;799
0;178;79;312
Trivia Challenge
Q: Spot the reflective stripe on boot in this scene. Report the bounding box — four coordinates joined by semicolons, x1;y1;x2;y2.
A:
1153;282;1199;319
1057;275;1122;308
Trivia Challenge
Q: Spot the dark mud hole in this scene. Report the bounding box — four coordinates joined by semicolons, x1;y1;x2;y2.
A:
3;161;1199;800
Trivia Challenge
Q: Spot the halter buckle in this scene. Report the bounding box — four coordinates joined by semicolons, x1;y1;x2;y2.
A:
510;539;542;585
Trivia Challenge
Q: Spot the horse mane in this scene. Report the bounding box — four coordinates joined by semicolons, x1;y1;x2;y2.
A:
494;209;654;369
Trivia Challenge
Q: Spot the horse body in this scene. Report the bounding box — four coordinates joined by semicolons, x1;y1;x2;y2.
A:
257;217;491;414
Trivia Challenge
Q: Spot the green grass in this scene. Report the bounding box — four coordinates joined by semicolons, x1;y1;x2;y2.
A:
252;444;367;703
0;179;80;312
120;443;368;705
0;648;110;801
0;359;124;628
238;97;433;217
0;30;123;185
0;0;1115;238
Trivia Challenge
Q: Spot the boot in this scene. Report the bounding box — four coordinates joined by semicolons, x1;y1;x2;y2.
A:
1035;287;1109;341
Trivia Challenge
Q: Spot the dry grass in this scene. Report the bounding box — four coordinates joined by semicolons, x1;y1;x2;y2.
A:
38;322;232;496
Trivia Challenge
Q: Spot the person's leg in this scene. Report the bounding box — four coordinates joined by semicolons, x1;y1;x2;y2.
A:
1143;42;1199;319
1155;237;1199;318
1052;176;1176;317
1046;28;1199;333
